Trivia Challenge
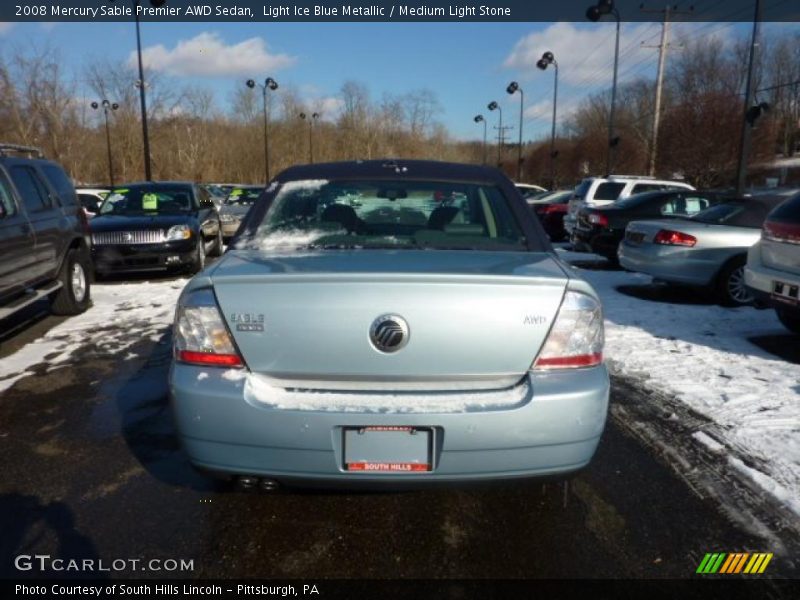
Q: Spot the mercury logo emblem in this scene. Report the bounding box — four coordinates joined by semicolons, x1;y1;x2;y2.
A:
369;314;410;353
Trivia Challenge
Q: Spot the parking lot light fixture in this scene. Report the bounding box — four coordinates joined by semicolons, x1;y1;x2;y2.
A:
537;51;559;188
474;115;487;165
247;77;279;182
506;81;524;181
586;0;621;175
91;99;119;186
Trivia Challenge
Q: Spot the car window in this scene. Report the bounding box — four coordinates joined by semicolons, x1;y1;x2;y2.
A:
100;187;194;215
768;194;800;223
78;193;102;212
225;188;262;205
683;195;711;215
41;164;77;206
239;179;527;252
632;183;665;194
573;180;592;199
10;166;52;213
592;182;625;201
0;171;17;217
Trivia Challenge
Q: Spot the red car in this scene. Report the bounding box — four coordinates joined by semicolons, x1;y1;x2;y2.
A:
527;190;572;242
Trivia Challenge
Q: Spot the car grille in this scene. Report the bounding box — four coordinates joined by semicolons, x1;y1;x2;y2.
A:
626;231;646;244
93;230;165;245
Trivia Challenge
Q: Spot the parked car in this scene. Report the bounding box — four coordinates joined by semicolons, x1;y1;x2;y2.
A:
564;175;695;235
619;194;789;306
572;189;729;261
515;183;548;198
0;144;92;320
200;184;227;209
77;187;109;218
527;190;572;242
745;190;800;333
219;185;263;241
170;160;609;488
90;182;223;277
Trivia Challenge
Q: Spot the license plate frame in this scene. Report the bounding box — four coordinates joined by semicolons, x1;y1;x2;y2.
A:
343;426;434;473
771;280;800;306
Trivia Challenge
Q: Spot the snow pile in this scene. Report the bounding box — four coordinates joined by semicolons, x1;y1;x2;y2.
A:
243;371;531;413
0;279;185;393
579;266;800;515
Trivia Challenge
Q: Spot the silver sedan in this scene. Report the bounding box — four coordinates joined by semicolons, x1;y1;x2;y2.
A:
619;195;788;305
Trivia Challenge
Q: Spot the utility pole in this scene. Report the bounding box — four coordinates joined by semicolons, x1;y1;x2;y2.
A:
640;4;690;176
736;0;764;195
494;125;514;168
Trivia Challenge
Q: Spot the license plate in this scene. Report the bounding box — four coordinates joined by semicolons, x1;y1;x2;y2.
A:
626;231;645;244
772;280;800;305
343;426;433;472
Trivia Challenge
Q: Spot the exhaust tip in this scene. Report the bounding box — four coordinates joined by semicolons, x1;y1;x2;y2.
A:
260;478;280;492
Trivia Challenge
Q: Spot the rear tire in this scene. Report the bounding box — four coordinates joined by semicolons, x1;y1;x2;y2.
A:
716;256;753;306
776;308;800;334
189;240;206;274
50;248;91;315
208;228;224;257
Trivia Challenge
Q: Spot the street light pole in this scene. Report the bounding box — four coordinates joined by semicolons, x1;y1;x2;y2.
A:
736;0;764;195
507;82;524;181
247;77;279;182
587;0;621;176
91;100;119;186
474;115;487;165
299;112;320;163
537;52;559;188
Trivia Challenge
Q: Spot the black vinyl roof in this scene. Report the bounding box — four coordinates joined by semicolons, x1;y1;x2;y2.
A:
275;160;507;184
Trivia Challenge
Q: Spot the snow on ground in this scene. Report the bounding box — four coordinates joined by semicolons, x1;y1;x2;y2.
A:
0;279;186;393
566;256;800;517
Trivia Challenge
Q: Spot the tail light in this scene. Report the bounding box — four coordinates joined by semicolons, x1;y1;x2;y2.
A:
653;229;697;247
762;220;800;244
174;289;243;368
533;291;604;370
587;212;609;226
542;204;565;214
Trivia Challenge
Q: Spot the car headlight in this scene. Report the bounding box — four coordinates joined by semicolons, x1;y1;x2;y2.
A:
166;225;192;241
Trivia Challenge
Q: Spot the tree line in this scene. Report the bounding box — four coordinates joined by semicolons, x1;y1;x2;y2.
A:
0;29;797;191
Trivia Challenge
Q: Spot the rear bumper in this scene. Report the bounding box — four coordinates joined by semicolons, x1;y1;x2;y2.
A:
221;221;242;238
618;241;719;286
92;241;197;273
745;245;800;312
169;366;610;484
572;227;623;258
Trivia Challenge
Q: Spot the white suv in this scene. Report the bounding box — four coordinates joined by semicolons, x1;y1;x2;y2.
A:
564;176;695;235
745;190;800;334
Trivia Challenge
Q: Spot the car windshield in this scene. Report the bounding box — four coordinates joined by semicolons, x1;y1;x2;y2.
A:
691;202;744;224
225;188;262;205
530;190;572;204
99;187;194;215
238;179;527;252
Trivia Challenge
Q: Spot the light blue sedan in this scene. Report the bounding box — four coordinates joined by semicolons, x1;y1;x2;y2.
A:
169;160;609;489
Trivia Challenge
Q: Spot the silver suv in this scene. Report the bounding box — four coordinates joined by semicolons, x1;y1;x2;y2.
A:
564;175;695;236
745;190;800;334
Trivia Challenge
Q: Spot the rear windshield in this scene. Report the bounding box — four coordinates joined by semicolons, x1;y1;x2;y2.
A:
692;200;775;228
593;182;625;201
100;187;195;215
237;179;527;252
768;193;800;223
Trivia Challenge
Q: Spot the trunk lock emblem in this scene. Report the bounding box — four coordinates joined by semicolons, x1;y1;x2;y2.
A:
369;314;410;353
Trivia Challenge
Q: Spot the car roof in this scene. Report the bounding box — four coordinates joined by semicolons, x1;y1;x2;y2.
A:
276;159;507;184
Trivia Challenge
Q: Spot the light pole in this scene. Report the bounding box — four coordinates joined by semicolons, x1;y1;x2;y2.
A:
247;77;279;182
474;115;487;165
537;51;559;188
586;0;621;176
506;81;524;182
736;0;764;195
120;0;167;181
299;112;320;164
488;101;502;167
91;100;119;186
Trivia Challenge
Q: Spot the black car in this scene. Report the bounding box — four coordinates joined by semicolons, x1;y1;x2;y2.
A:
0;144;92;319
572;189;728;260
90;182;223;276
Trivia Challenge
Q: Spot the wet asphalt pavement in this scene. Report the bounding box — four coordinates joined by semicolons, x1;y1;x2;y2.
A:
1;277;799;583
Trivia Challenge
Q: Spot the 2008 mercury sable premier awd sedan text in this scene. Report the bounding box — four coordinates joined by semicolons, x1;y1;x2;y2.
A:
168;160;609;488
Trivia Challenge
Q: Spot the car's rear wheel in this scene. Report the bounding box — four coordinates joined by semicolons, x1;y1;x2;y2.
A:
208;228;224;257
776;308;800;334
716;257;753;306
50;248;92;315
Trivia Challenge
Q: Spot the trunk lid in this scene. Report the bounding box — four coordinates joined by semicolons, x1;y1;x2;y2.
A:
210;250;569;391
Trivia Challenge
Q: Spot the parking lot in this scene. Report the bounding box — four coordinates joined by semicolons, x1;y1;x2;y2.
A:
1;255;798;581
